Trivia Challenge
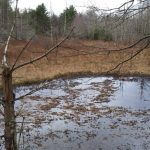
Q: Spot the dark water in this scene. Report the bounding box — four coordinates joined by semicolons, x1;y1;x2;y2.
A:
0;76;150;150
106;77;150;110
15;76;150;110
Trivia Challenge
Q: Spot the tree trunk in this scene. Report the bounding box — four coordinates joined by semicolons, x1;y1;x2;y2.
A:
2;67;17;150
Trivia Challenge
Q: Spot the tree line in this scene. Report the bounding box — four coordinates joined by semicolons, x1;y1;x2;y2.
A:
0;0;150;43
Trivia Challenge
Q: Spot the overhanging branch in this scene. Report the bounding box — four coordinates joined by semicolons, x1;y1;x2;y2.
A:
12;27;75;72
11;35;35;72
107;41;150;73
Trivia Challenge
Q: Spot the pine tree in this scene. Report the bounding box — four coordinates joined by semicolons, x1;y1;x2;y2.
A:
29;3;50;34
59;5;76;34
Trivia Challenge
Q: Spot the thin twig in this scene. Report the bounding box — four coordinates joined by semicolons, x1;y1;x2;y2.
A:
16;120;53;124
60;35;150;55
11;35;35;71
0;109;4;116
15;81;49;100
107;41;150;73
79;0;135;13
15;101;25;117
12;27;75;72
17;117;25;149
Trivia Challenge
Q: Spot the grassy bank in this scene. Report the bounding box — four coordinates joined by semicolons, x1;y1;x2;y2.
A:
0;39;150;86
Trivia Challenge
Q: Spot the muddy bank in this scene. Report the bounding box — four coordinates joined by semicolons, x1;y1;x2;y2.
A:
12;71;150;89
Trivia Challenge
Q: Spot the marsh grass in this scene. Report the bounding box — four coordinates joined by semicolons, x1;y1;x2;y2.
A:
0;39;150;86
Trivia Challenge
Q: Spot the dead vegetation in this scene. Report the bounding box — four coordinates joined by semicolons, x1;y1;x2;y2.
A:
40;100;60;111
0;38;150;86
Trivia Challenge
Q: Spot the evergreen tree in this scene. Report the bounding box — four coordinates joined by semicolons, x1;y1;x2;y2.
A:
59;5;77;33
29;3;50;34
0;0;12;26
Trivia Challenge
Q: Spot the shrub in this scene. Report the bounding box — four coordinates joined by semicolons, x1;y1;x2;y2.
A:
93;28;113;41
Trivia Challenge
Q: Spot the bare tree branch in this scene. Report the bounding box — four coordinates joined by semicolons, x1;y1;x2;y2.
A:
112;0;135;26
60;35;150;55
17;117;25;149
16;120;53;124
11;35;35;71
2;26;15;67
78;0;135;13
1;0;19;67
111;9;146;30
12;28;75;72
107;41;150;73
86;0;150;30
0;109;4;116
15;81;50;100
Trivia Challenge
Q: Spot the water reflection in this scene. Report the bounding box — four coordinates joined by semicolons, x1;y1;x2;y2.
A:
0;76;149;110
12;76;150;111
0;76;150;150
106;77;150;110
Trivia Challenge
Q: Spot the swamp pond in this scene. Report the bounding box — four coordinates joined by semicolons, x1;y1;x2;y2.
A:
0;76;150;150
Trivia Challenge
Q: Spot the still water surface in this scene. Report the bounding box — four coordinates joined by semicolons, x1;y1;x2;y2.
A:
0;76;150;150
15;76;150;110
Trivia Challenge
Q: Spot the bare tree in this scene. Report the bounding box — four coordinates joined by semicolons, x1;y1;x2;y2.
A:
0;0;74;149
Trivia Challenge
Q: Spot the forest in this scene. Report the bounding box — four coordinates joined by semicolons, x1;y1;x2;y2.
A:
0;0;150;43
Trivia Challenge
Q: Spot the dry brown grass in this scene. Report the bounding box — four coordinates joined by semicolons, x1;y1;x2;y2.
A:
0;38;150;86
40;100;60;111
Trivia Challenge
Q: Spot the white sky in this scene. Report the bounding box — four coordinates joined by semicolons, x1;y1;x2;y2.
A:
18;0;128;15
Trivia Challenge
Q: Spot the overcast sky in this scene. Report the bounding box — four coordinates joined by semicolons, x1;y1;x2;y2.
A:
18;0;128;15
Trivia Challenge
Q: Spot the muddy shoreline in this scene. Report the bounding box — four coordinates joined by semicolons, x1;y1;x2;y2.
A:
12;71;150;88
